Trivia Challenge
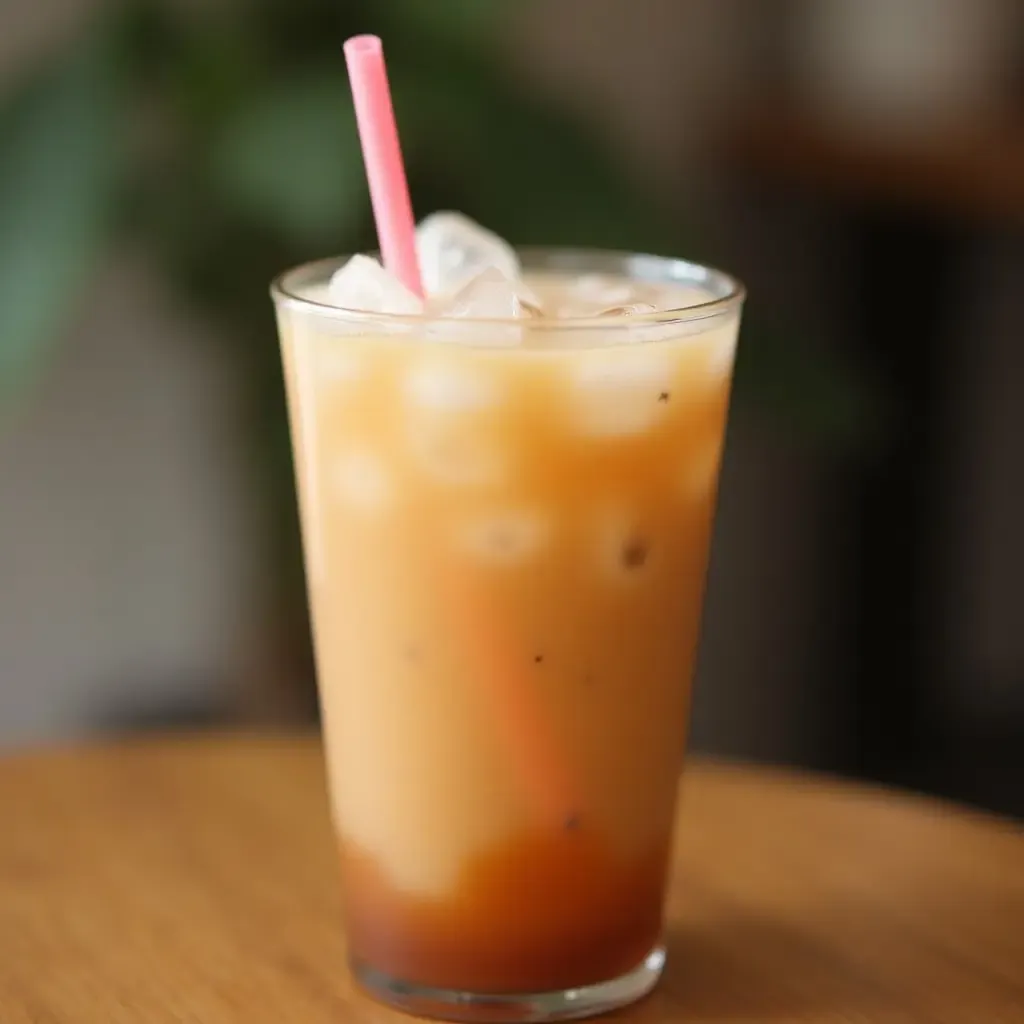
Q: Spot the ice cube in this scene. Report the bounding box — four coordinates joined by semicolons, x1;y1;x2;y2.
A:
434;268;539;320
333;449;393;512
315;343;362;384
328;255;424;315
417;212;520;297
552;274;652;318
647;284;716;313
409;424;506;486
456;508;552;566
567;350;677;436
404;360;500;414
426;269;541;346
571;274;635;309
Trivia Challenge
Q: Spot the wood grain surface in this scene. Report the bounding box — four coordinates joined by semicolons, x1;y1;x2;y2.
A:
0;733;1021;1022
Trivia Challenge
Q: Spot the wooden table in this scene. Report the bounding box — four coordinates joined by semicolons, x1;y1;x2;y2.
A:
1;734;1022;1022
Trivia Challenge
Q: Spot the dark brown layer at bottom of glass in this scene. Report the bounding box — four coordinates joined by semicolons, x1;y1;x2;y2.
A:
340;827;670;994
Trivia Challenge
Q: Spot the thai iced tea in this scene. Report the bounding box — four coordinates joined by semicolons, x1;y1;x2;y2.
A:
273;249;742;1019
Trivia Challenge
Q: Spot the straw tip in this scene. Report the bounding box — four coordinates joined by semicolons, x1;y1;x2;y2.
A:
344;35;382;59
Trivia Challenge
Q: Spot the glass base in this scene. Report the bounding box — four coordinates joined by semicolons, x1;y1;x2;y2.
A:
351;945;665;1022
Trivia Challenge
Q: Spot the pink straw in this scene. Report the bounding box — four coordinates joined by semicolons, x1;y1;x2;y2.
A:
343;35;424;298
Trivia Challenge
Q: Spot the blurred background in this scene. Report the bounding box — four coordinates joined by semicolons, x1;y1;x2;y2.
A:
1;0;1022;817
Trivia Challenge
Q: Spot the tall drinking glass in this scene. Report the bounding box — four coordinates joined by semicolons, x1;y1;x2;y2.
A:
271;249;744;1021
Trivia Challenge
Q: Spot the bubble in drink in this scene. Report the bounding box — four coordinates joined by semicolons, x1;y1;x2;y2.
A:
590;505;653;584
417;212;520;297
456;508;552;565
329;254;424;315
333;448;393;511
567;350;676;437
405;360;501;414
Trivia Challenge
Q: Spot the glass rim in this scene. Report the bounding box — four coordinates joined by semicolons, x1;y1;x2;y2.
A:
270;246;745;333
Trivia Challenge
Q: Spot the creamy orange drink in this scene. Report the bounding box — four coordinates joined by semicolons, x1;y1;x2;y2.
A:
272;221;743;1021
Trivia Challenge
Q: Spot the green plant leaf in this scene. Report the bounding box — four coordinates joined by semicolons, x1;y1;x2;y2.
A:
379;0;509;46
210;71;367;247
0;29;120;410
390;53;677;253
